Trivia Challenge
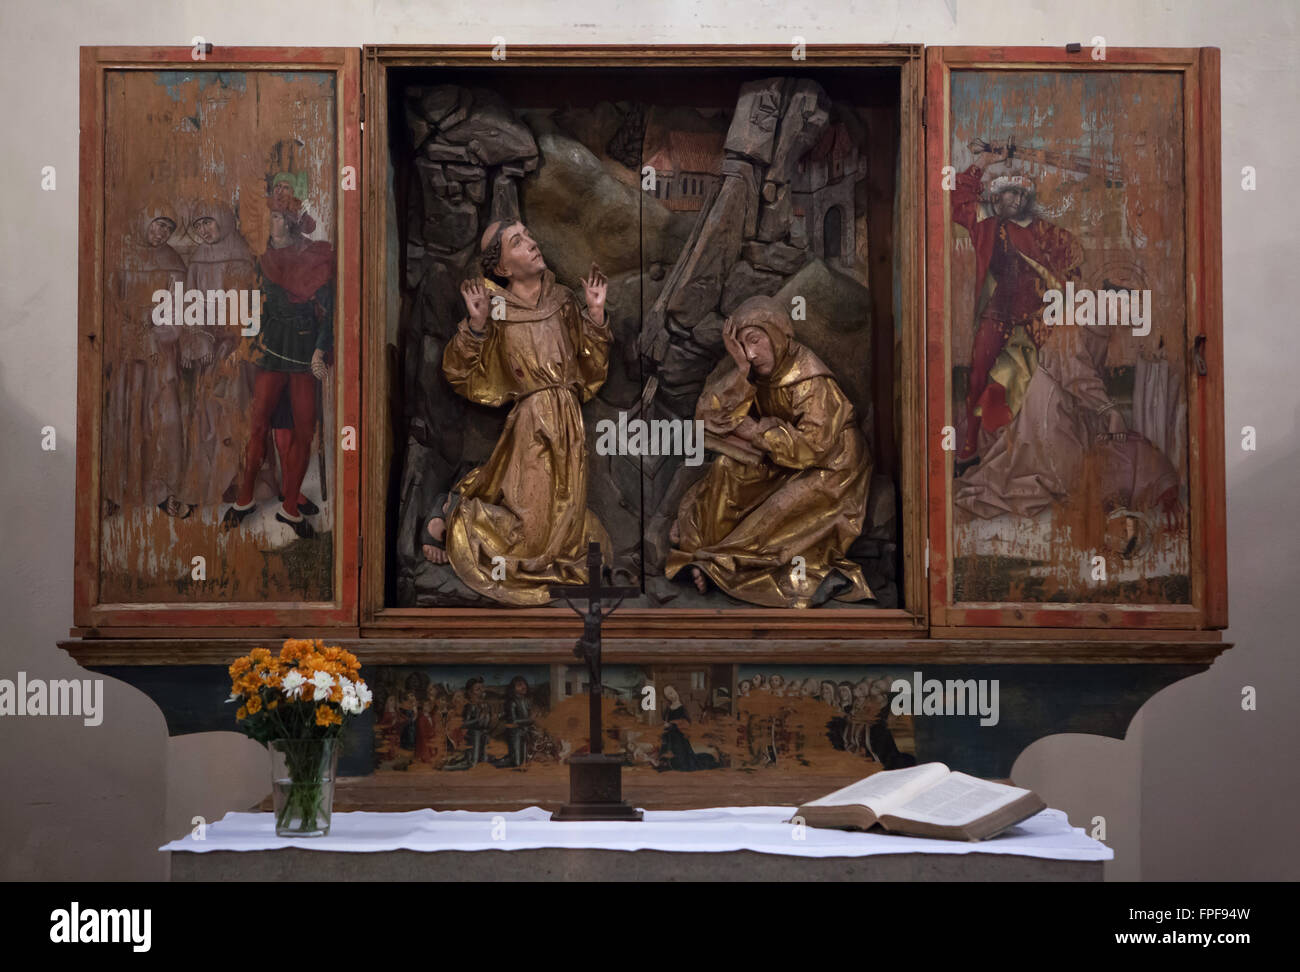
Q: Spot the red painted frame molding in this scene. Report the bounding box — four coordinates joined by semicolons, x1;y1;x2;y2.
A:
73;46;362;629
923;46;1227;630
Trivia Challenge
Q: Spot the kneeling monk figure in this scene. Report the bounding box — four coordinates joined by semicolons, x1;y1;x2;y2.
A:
666;296;873;608
438;220;613;606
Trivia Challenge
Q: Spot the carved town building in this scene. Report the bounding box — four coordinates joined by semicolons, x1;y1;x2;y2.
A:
791;122;862;272
644;130;726;212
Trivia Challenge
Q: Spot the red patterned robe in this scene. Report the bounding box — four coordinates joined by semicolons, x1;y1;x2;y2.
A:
951;165;1084;460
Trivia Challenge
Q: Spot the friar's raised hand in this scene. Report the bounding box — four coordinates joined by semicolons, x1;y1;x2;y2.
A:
580;263;607;325
722;317;749;372
460;277;490;332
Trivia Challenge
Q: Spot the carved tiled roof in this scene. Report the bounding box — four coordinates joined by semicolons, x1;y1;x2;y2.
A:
645;130;726;177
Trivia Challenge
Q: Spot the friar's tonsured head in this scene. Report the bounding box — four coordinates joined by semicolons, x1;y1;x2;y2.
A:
479;220;546;286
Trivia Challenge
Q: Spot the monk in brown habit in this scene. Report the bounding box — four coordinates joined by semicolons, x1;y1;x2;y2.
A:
103;204;188;516
180;201;256;506
666;296;873;608
433;220;613;605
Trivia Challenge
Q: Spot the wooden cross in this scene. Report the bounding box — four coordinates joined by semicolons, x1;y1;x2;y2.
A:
549;542;639;755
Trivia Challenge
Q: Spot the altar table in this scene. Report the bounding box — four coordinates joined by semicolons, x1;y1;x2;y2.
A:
164;806;1110;881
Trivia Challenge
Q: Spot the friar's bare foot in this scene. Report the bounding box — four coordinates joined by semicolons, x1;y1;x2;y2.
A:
421;496;452;565
690;565;708;594
422;517;448;564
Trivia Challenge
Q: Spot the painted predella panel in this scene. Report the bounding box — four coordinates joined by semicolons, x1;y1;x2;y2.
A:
946;71;1191;604
371;665;916;781
99;69;338;602
390;71;901;610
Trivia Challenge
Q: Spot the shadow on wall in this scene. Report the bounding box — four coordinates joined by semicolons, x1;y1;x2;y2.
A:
165;732;270;850
1012;724;1143;882
0;372;168;880
1139;410;1300;881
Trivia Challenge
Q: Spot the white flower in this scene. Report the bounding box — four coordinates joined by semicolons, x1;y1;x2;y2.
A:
339;677;359;715
225;690;241;703
311;671;334;701
282;670;307;700
355;682;373;708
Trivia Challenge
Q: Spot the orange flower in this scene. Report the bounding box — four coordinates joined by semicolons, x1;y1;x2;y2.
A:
268;700;279;710
280;639;313;663
236;705;248;720
246;694;263;714
315;705;341;727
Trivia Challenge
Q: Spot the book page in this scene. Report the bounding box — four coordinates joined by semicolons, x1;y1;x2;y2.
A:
888;772;1028;826
802;763;949;815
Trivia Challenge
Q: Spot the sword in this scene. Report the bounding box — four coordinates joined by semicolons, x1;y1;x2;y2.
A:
316;377;327;504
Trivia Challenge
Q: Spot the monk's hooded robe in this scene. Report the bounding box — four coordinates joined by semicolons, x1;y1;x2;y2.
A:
104;204;187;506
441;269;613;605
666;307;874;608
179;201;256;505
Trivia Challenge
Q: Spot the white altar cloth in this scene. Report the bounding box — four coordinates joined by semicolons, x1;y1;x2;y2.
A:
162;806;1111;861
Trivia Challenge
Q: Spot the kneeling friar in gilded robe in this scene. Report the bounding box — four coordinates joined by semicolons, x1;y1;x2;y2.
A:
666;296;873;608
438;220;613;606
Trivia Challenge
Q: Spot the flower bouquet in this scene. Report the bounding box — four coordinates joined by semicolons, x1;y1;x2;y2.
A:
227;640;372;836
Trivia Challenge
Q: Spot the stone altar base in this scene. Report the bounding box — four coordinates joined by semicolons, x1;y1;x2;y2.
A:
171;847;1100;881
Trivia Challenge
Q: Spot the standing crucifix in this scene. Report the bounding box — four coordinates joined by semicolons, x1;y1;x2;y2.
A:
549;542;643;822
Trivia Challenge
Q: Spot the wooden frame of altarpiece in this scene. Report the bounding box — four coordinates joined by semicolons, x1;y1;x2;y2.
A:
924;46;1228;636
73;46;362;636
63;44;1228;810
359;45;930;649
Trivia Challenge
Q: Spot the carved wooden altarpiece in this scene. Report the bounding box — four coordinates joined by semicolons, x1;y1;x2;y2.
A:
64;44;1228;812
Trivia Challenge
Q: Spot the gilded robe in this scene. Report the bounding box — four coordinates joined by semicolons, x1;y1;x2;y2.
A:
666;333;873;608
441;270;612;605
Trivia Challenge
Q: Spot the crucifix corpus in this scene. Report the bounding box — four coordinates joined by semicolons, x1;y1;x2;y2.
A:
549;542;643;822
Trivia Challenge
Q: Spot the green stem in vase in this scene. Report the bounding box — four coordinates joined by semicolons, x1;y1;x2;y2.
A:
276;740;330;835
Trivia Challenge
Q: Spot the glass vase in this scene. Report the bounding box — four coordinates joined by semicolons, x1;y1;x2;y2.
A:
269;738;339;837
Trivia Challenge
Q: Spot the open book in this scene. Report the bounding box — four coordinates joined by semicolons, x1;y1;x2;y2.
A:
794;763;1047;841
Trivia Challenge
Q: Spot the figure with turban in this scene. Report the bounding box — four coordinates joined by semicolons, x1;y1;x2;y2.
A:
222;201;335;537
951;146;1085;472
